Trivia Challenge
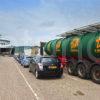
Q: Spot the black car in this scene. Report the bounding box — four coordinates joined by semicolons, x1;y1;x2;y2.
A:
29;56;63;79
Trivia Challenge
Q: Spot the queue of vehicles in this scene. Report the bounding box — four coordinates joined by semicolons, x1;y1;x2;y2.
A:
14;55;31;67
14;23;100;84
14;55;63;79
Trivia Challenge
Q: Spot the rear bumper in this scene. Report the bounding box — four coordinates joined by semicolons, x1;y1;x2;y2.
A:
24;65;29;68
23;64;29;66
22;62;30;67
38;69;63;76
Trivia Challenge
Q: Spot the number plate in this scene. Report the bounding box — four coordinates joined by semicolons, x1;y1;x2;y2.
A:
49;66;57;69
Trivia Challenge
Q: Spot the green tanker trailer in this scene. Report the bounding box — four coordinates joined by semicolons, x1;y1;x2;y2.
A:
45;32;100;84
45;38;63;56
45;35;80;56
76;32;100;83
65;32;100;84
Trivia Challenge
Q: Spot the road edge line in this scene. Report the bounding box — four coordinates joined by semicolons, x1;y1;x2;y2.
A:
16;64;39;100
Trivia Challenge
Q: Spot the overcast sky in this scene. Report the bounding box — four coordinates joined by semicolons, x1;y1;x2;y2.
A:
0;0;100;46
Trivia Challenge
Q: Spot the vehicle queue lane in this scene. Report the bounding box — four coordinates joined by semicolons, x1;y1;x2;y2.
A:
0;56;39;100
0;56;100;100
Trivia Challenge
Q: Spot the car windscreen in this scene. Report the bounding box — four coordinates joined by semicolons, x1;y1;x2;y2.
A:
41;57;59;64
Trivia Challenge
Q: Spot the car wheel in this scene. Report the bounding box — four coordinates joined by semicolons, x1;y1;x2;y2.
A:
24;65;28;68
57;70;63;78
77;63;87;79
91;65;100;84
57;74;62;78
35;70;40;79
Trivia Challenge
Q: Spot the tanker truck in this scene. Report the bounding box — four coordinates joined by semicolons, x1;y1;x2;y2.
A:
44;29;100;84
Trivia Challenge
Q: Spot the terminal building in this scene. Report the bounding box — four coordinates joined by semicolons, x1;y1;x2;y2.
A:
0;35;14;55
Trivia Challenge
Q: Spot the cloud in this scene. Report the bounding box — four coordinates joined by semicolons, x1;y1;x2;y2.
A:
40;20;55;27
0;7;69;46
0;0;100;46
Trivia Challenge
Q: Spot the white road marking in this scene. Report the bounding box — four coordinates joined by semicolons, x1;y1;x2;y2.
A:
16;64;39;100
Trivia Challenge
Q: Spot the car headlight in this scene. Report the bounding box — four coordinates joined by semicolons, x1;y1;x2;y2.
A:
38;63;43;70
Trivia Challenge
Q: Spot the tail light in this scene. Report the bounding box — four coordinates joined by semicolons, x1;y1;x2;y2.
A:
38;63;43;70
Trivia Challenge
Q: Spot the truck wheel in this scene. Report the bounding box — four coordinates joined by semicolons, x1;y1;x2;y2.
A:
91;65;100;84
67;62;75;75
77;63;87;79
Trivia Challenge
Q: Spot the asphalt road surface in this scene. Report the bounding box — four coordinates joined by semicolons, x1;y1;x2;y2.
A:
0;56;100;100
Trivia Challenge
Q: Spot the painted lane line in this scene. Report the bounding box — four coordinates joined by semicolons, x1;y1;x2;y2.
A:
16;65;39;100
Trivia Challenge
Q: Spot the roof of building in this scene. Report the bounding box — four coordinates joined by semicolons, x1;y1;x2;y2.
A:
0;39;10;43
0;34;10;45
58;22;100;37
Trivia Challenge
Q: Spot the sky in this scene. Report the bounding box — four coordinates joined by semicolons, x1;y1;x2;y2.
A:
0;0;100;46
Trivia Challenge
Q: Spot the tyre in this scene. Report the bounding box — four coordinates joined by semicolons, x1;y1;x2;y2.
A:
77;63;87;79
57;74;62;78
91;65;100;84
24;65;28;68
67;62;75;75
35;70;40;79
57;69;63;78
